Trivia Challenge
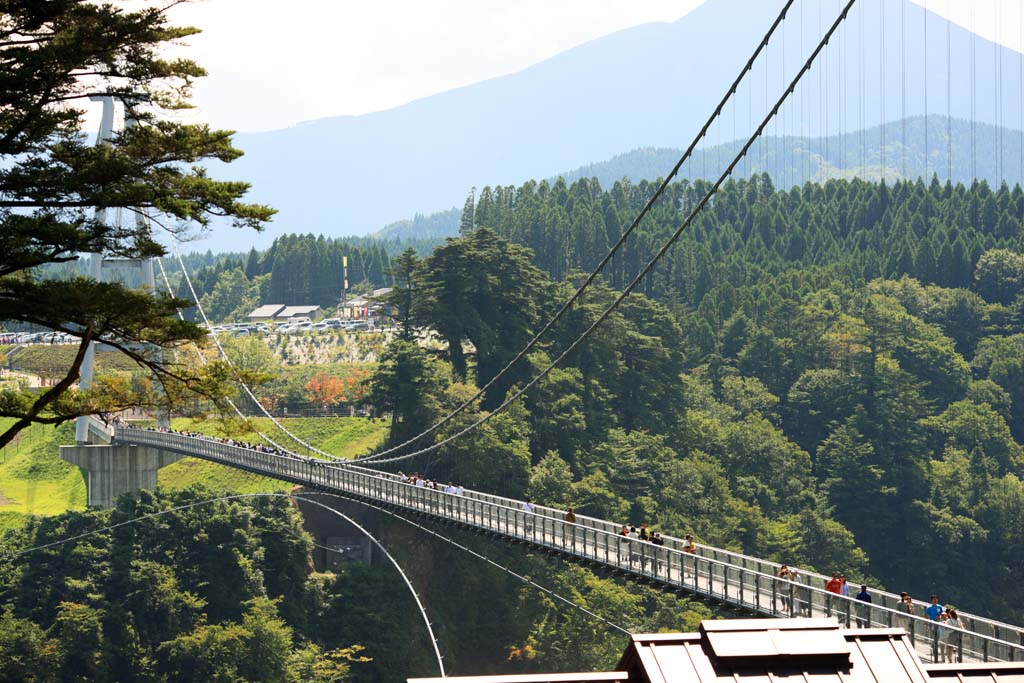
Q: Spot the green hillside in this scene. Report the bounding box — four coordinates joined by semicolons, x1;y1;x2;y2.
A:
0;417;387;521
366;175;1024;624
0;421;86;528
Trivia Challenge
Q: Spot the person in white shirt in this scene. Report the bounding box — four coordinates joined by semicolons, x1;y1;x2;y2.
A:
523;497;535;532
627;526;642;568
942;609;963;663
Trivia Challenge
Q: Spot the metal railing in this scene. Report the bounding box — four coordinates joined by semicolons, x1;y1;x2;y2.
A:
114;427;1024;664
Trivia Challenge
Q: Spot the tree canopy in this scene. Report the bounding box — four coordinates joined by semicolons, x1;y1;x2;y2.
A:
0;0;274;446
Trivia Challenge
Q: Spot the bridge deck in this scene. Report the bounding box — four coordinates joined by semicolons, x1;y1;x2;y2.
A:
113;427;1024;665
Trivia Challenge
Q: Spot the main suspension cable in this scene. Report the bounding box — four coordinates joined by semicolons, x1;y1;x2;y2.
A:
152;250;309;460
358;0;800;462
4;489;633;653
296;492;633;637
148;0;799;465
147;217;340;461
359;0;858;465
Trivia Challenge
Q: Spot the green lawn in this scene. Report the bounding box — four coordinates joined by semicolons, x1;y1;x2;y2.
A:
156;417;387;493
0;421;86;522
0;417;388;519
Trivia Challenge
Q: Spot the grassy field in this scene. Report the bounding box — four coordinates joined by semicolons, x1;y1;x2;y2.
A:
0;421;87;528
157;417;387;493
0;417;388;520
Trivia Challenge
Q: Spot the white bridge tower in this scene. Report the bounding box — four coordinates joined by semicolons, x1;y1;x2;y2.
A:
74;96;167;443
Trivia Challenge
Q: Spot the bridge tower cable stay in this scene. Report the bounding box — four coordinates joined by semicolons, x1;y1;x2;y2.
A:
902;0;906;178
359;0;860;467
947;0;952;182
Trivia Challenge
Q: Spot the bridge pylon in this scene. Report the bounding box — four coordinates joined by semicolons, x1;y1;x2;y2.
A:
74;96;169;444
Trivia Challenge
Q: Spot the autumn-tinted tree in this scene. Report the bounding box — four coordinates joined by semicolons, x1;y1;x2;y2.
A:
306;373;346;414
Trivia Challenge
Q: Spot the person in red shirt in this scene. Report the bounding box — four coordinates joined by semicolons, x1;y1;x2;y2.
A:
825;572;843;594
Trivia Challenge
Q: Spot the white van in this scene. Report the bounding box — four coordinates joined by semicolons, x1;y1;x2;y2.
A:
290;316;312;325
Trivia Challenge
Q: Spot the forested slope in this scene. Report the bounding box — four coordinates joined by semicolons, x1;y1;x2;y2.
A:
371;175;1024;624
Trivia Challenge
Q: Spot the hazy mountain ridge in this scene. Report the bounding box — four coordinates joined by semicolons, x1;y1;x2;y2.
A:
373;115;1024;243
199;0;1022;252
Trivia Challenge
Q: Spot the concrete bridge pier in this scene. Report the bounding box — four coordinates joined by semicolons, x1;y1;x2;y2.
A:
60;444;182;508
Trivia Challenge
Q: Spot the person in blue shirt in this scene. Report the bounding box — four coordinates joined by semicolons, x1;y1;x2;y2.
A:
926;595;944;621
854;585;871;627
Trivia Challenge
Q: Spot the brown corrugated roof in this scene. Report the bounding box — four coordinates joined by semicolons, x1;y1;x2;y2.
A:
410;673;630;683
617;621;930;683
409;619;998;683
926;662;1024;681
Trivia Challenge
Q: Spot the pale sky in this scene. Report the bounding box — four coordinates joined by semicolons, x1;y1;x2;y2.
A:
165;0;703;132
88;1;1023;134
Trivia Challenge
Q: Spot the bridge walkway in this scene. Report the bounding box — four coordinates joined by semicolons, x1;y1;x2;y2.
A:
113;426;1024;665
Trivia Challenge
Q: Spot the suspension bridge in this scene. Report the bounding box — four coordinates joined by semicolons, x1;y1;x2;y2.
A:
30;0;1024;671
57;418;1023;667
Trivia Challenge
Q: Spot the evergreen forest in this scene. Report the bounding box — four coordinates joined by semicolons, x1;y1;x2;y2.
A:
365;174;1024;626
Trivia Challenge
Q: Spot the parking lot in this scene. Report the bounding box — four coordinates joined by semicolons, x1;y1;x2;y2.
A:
202;318;389;337
0;319;393;346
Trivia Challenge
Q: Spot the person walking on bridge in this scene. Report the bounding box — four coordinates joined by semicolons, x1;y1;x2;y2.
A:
855;585;872;627
776;564;794;613
926;594;945;647
942;609;963;663
825;572;842;616
522;497;535;533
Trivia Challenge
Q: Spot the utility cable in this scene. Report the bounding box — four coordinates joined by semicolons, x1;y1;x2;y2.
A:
359;0;859;466
355;0;800;462
1;492;446;677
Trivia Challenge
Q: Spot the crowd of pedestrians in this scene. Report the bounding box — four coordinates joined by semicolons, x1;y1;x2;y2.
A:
148;425;298;457
397;472;465;496
914;594;965;662
773;561;968;657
